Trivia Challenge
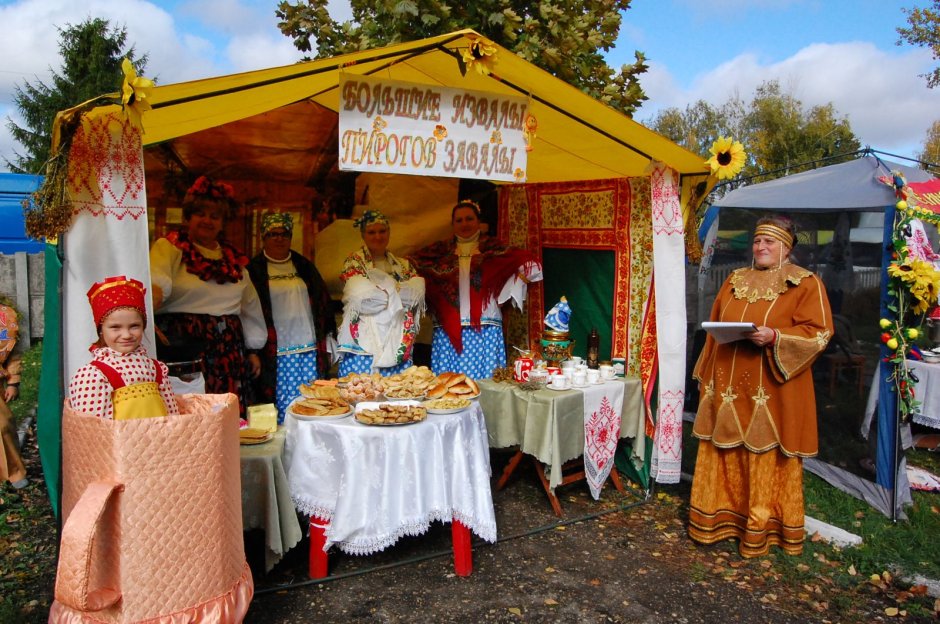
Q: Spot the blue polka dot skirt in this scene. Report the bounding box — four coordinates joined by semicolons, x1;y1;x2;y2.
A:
275;351;318;423
431;325;506;379
338;353;413;378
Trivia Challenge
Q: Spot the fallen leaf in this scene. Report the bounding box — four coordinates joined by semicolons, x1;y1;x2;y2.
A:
544;599;558;606
544;566;556;573
508;607;522;616
604;554;615;560
910;584;928;596
885;607;899;617
589;578;602;586
797;563;810;572
847;565;857;576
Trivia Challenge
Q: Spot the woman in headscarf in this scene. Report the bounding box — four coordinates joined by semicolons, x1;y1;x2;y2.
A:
149;175;266;418
336;210;425;376
409;200;542;379
248;212;337;421
690;215;833;558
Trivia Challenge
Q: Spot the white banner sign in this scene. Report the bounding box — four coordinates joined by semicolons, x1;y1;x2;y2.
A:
338;75;529;183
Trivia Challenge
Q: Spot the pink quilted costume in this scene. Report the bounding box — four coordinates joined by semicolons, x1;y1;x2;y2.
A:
49;394;253;623
50;276;253;622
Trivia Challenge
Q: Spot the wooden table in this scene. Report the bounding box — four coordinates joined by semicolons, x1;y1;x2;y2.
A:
478;377;646;515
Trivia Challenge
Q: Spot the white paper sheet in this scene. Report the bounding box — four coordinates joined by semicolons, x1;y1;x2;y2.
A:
702;322;758;344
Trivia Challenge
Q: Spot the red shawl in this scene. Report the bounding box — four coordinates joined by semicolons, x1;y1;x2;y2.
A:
409;236;538;353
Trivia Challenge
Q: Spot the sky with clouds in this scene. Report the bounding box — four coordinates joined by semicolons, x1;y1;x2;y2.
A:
0;0;937;170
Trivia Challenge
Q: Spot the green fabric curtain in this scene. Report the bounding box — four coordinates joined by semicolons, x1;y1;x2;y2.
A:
37;242;62;518
540;248;615;362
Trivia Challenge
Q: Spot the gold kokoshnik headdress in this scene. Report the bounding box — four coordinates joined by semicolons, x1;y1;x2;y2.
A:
754;223;794;248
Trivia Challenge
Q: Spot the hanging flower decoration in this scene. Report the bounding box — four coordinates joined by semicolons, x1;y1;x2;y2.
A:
523;114;538;152
705;136;746;180
461;36;498;76
186;175;236;202
121;58;154;132
882;188;940;421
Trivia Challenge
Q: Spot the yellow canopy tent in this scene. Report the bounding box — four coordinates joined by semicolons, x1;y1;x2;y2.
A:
139;29;708;185
37;31;710;513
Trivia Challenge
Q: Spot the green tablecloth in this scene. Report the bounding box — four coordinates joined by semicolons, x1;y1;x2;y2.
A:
478;377;645;490
240;427;302;571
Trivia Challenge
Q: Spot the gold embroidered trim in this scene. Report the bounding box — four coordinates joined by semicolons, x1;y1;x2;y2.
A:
729;264;813;303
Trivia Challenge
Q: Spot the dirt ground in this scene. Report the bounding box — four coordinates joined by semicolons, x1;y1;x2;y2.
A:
244;448;924;624
7;428;935;623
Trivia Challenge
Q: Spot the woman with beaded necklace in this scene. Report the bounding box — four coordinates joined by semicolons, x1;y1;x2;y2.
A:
149;176;266;418
248;213;336;421
689;215;833;559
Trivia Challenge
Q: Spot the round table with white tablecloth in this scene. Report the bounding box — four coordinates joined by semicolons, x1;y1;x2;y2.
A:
283;401;497;557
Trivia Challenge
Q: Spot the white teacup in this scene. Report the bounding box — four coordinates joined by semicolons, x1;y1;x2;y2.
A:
599;364;614;379
575;363;588;375
550;373;568;390
586;369;600;384
570;356;583;364
572;371;587;386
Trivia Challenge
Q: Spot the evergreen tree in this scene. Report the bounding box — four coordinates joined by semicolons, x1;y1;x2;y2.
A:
276;0;648;116
6;18;146;173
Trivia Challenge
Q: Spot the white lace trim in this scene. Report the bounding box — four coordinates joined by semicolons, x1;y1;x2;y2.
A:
292;496;497;555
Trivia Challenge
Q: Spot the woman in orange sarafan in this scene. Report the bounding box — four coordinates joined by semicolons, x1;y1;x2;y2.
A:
690;215;833;558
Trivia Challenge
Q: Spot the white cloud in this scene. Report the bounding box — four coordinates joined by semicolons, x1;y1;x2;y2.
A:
637;41;940;159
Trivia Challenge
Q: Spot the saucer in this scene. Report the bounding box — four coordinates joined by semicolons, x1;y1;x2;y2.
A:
547;385;571;391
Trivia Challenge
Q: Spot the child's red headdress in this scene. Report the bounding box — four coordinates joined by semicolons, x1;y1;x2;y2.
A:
87;276;147;327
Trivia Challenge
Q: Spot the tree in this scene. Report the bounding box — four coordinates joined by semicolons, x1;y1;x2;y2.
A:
897;0;940;88
276;0;649;116
647;80;860;181
6;18;146;173
919;119;940;171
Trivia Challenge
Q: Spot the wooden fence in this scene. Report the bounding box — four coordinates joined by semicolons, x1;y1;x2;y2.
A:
0;251;44;347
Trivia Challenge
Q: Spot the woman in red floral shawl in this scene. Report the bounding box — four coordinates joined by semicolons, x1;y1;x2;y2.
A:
149;176;267;417
409;200;542;379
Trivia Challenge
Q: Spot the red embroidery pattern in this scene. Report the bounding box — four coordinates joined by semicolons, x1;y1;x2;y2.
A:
586;396;620;471
656;389;685;460
68;110;146;220
649;165;683;236
498;178;657;401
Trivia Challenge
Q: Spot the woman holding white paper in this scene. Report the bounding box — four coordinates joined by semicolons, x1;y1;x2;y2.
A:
689;215;833;558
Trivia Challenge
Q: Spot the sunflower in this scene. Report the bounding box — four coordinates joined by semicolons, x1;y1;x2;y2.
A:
461;36;498;76
705;136;746;180
121;58;154;132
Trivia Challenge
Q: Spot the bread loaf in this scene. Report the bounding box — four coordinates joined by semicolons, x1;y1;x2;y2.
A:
427;382;448;398
445;373;466;388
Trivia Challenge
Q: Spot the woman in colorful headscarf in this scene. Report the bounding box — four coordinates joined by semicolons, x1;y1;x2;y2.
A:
409;200;542;379
248;212;337;421
149;176;266;418
689;215;833;558
337;210;425;377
